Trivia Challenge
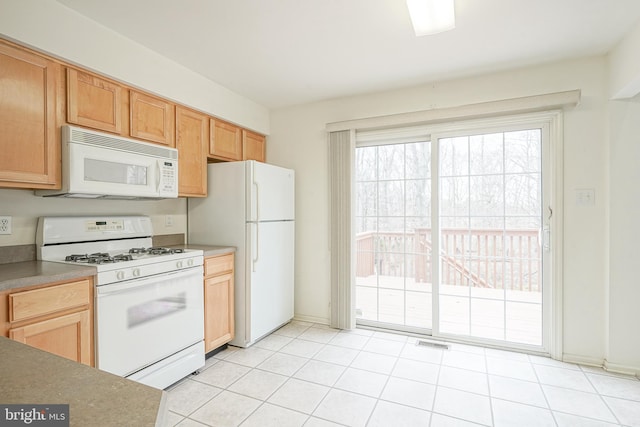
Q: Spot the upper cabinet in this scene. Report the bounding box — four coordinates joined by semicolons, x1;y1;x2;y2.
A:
66;68;125;134
176;106;208;197
0;38;268;192
242;129;266;162
130;90;175;147
0;41;61;189
209;119;242;161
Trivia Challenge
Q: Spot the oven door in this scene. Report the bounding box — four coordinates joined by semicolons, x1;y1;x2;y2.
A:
95;267;204;377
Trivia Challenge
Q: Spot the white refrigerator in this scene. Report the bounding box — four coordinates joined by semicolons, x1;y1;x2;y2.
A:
188;160;295;348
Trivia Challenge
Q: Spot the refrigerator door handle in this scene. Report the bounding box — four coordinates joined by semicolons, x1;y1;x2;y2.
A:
252;222;259;272
253;180;260;221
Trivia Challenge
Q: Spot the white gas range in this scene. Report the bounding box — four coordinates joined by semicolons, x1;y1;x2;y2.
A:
36;216;205;389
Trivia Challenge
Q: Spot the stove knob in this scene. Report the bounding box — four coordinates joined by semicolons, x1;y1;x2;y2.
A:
187;259;194;267
116;271;125;280
133;268;141;277
177;261;184;269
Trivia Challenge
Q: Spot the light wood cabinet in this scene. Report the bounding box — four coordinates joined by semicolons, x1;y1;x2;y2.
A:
203;253;235;353
209;119;242;161
0;39;269;192
176;106;208;197
10;311;91;365
130;90;175;147
0;41;61;189
4;278;94;366
242;129;266;162
67;68;125;134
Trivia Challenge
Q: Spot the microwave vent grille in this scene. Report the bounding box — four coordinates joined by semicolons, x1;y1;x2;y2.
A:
68;127;178;160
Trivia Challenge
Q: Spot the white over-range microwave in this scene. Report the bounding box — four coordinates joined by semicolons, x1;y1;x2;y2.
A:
37;125;178;199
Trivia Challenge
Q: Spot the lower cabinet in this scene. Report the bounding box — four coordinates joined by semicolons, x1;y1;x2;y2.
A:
203;253;235;353
3;277;94;366
9;311;91;365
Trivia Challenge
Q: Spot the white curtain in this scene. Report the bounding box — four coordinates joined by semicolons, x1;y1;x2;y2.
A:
328;130;356;329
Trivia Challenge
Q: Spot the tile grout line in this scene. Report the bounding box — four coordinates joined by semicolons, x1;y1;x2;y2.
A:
361;334;403;427
582;367;623;426
166;323;640;426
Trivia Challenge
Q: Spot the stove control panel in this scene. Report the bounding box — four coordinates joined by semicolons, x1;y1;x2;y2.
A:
85;219;125;232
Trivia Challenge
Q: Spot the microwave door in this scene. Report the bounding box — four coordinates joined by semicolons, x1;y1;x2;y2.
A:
68;143;160;198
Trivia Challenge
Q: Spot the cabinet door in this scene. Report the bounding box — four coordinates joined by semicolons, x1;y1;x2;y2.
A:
9;310;92;366
242;129;266;162
130;90;175;147
67;68;123;134
176;106;208;197
0;42;60;188
204;272;234;352
209;119;242;161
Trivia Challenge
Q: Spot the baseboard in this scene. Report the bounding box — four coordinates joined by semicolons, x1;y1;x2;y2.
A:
603;359;640;377
563;354;640;377
293;314;329;326
562;353;603;367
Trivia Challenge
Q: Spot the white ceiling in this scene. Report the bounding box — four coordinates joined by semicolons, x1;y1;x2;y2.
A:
55;0;640;109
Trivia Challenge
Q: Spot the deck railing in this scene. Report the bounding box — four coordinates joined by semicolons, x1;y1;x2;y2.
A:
356;228;541;292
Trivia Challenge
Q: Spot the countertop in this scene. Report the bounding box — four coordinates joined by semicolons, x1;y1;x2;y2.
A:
0;261;96;293
169;244;236;257
0;336;166;427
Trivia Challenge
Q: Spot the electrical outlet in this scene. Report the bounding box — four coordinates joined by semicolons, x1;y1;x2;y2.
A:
0;216;11;235
165;215;173;227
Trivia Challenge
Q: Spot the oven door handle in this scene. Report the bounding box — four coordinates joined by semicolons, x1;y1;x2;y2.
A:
96;267;203;296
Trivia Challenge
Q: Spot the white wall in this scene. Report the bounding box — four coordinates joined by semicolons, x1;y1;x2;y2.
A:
609;20;640;100
269;56;611;365
0;0;269;134
604;19;640;375
607;99;640;373
0;189;186;246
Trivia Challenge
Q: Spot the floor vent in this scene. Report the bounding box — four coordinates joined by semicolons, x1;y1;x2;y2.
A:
416;339;450;350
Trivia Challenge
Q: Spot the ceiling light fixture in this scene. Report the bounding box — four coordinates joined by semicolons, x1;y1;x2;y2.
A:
406;0;456;36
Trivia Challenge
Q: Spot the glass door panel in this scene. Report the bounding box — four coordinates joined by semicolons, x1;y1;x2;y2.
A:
437;129;543;346
355;141;432;332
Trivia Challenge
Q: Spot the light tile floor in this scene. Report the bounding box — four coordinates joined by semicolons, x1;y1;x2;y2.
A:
163;321;640;427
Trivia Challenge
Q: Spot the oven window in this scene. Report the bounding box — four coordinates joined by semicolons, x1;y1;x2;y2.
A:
128;292;187;328
85;158;148;186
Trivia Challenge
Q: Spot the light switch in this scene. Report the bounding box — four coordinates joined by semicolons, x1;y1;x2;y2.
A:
575;189;595;206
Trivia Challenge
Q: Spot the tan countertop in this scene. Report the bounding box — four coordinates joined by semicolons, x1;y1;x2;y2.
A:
0;336;166;427
0;261;96;292
169;244;236;257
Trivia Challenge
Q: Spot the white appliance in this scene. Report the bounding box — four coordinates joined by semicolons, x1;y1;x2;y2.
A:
37;216;204;389
36;125;178;199
188;160;295;348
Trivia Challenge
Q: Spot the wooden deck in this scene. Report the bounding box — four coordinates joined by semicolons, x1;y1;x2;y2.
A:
356;274;542;346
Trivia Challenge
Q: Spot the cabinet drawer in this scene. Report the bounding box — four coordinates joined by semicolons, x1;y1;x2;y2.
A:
204;254;234;277
9;279;91;323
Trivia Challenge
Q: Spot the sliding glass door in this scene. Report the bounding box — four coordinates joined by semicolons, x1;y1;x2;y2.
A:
355;118;550;350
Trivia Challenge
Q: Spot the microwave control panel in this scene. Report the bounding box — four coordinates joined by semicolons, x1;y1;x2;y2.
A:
159;160;178;195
